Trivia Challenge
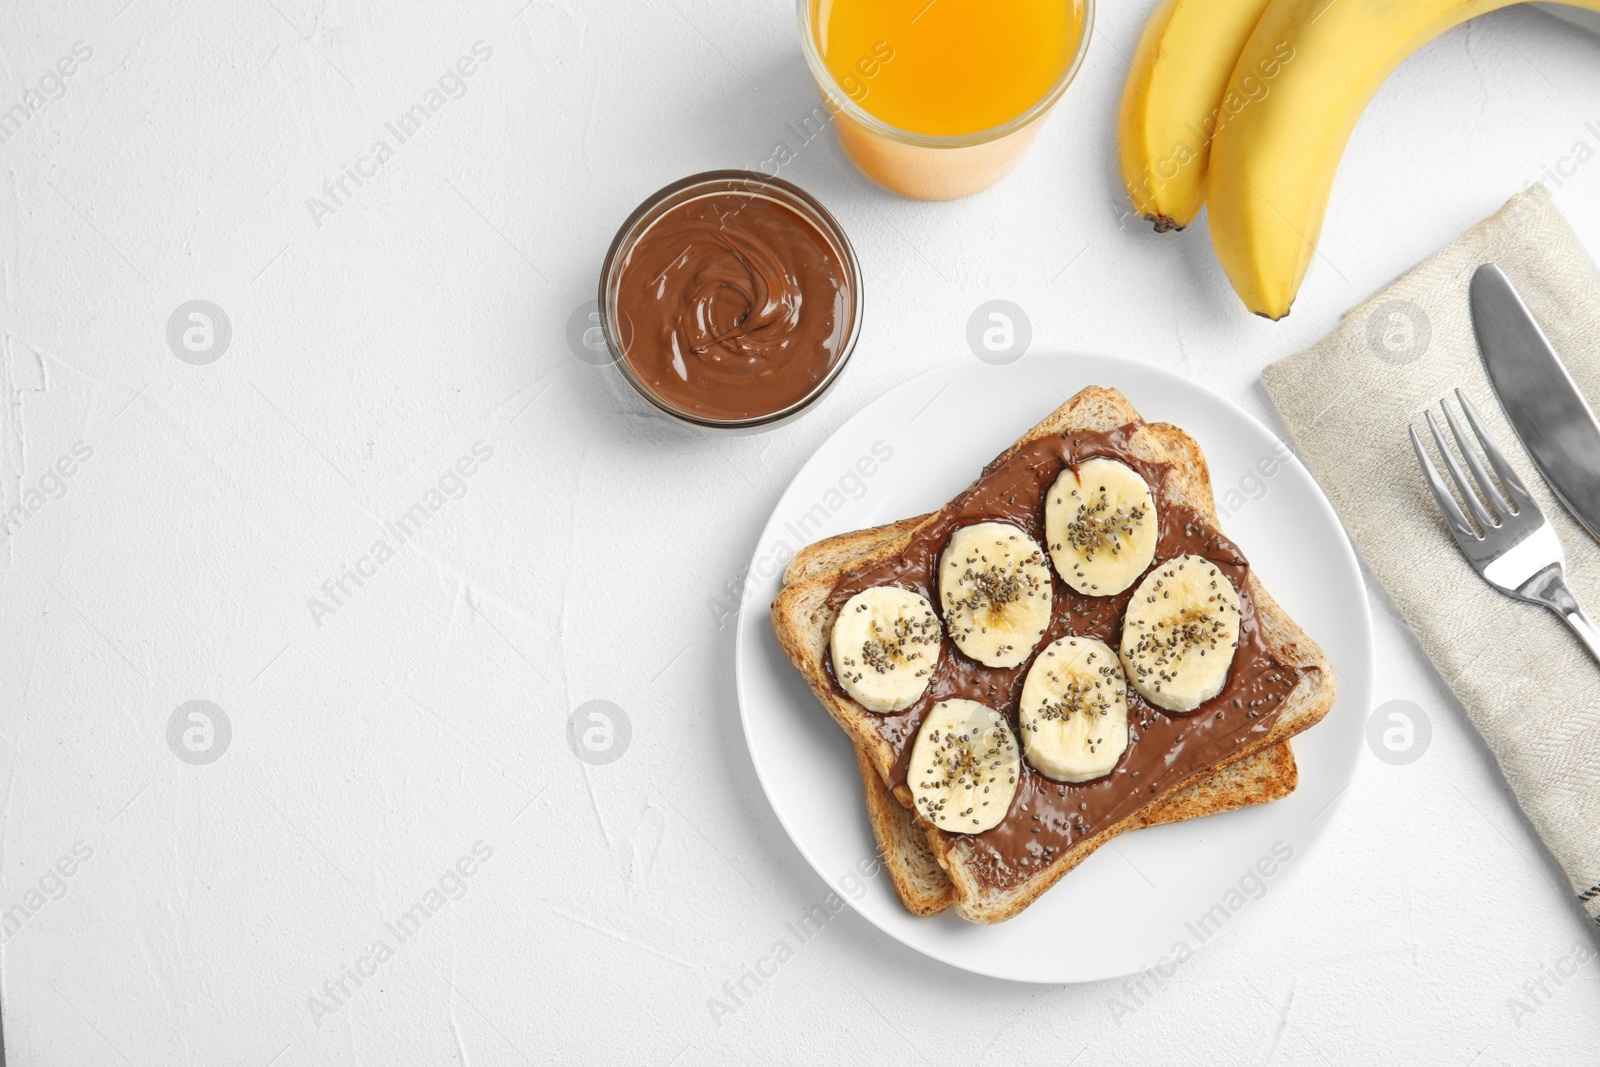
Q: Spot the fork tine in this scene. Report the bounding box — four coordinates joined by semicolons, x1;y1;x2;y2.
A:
1454;389;1535;512
1409;425;1478;543
1425;410;1496;532
1441;398;1512;520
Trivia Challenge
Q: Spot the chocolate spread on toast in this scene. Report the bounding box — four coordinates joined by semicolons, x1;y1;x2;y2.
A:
826;422;1302;892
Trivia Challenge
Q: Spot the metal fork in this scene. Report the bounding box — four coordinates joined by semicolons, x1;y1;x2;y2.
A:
1409;389;1600;665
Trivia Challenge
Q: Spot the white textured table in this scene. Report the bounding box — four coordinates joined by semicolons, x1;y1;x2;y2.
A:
2;1;1598;1063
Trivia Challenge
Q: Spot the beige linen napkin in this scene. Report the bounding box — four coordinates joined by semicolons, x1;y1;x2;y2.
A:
1264;186;1600;926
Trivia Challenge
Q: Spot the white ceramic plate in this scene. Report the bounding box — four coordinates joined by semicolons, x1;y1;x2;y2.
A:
734;352;1372;983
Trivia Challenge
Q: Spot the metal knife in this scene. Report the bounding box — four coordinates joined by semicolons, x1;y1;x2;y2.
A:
1470;263;1600;544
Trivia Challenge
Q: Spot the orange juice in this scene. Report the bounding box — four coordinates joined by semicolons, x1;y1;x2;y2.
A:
814;0;1081;137
800;0;1091;199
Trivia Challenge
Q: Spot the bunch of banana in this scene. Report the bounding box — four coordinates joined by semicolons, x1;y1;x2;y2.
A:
1119;0;1600;318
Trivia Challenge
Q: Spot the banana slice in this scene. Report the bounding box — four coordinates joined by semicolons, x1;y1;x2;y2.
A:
1019;636;1130;782
1119;555;1242;712
908;699;1021;834
830;586;942;713
938;522;1052;668
1044;458;1158;596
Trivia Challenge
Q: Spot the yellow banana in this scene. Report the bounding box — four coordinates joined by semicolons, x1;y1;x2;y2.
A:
1117;0;1275;231
1207;0;1600;319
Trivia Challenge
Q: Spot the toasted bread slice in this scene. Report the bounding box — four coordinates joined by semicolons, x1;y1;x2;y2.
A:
782;508;1300;917
771;386;1335;923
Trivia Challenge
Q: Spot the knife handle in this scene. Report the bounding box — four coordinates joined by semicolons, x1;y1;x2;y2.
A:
1526;569;1600;667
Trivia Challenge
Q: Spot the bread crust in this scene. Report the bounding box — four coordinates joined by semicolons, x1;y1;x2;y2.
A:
771;386;1335;923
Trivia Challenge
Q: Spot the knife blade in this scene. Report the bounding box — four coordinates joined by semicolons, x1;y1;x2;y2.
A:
1470;262;1600;544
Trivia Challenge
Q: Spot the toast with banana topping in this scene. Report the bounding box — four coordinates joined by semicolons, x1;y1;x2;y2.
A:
770;385;1334;923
